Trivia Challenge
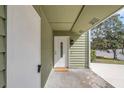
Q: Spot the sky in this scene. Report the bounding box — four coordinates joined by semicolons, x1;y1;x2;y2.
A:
117;7;124;24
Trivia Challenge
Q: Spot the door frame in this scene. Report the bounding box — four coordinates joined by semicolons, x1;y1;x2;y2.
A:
54;36;70;68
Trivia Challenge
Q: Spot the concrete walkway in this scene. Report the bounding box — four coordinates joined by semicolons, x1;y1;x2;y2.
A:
45;69;113;88
90;63;124;88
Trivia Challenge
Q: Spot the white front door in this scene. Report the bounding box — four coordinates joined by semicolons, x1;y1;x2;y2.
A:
7;6;41;88
54;36;69;68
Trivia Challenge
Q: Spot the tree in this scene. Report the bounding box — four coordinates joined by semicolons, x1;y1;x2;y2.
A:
91;14;124;60
118;30;124;54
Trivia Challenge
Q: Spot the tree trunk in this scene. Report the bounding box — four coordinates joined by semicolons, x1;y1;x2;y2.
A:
122;48;124;54
113;49;117;60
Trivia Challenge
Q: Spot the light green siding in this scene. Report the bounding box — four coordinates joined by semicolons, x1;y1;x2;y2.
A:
69;32;89;68
0;37;5;52
0;53;5;71
0;6;5;19
34;6;53;88
0;19;5;36
0;5;6;88
54;31;89;68
0;71;5;88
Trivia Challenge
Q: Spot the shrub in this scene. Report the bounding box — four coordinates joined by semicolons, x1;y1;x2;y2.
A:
91;50;96;62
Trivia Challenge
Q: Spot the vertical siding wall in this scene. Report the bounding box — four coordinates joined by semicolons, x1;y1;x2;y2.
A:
69;32;89;68
34;6;53;88
54;31;89;69
0;5;6;88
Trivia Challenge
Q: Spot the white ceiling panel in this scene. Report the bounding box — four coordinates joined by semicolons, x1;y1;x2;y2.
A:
41;5;123;32
42;5;82;22
42;5;82;31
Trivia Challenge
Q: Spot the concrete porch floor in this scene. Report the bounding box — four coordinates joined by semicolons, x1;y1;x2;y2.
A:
45;69;114;88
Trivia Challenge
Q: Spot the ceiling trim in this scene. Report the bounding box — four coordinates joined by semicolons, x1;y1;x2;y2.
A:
54;30;70;32
49;22;73;23
70;5;85;32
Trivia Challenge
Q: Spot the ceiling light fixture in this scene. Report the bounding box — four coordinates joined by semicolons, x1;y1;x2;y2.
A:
89;17;100;25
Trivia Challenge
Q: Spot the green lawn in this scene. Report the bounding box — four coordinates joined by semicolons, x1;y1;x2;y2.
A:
92;56;124;65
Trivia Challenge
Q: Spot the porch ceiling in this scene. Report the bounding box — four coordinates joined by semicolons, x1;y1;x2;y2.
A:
42;5;82;31
42;5;123;33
